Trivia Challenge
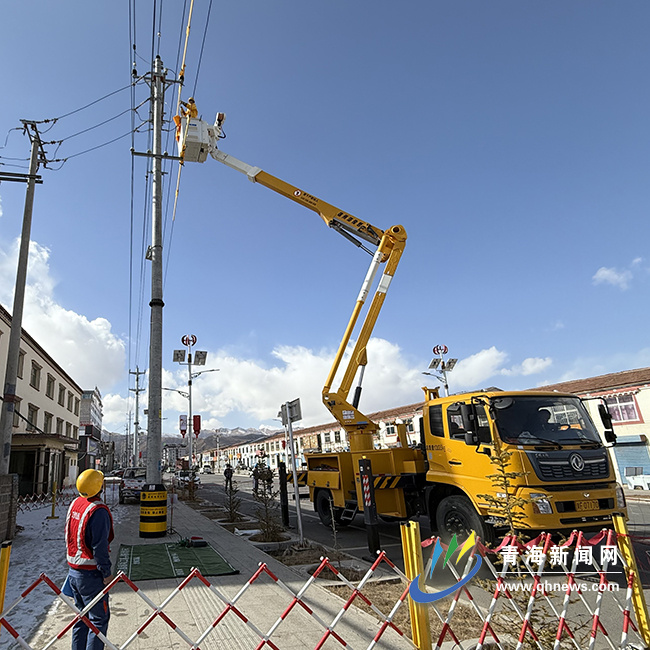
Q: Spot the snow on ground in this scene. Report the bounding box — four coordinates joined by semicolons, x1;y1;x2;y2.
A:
1;481;122;649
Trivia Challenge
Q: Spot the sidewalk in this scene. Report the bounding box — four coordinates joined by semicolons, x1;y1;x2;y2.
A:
26;496;414;650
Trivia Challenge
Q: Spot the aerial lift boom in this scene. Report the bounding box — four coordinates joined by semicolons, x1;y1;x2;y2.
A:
178;112;406;452
209;147;406;453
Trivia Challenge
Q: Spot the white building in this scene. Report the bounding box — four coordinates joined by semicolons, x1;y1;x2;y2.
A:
0;305;82;494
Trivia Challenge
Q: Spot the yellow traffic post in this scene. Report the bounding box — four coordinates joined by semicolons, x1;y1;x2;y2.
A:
0;541;12;621
401;521;432;650
612;513;650;647
47;481;59;519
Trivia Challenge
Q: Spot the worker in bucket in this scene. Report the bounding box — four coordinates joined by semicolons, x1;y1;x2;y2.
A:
65;469;114;650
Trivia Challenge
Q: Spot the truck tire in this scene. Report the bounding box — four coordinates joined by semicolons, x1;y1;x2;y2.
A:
435;495;493;544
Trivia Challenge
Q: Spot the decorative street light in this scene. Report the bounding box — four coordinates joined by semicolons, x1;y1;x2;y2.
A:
422;345;458;397
172;335;219;470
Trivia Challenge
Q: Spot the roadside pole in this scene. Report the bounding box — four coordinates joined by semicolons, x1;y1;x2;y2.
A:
358;457;381;560
280;399;304;546
278;462;290;528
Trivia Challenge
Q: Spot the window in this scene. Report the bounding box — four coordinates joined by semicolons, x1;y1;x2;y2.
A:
46;374;55;399
17;351;25;379
385;424;396;437
324;432;331;444
405;418;414;433
12;399;21;428
74;398;80;416
43;412;53;434
605;394;641;423
334;430;341;443
73;425;78;439
428;405;444;437
67;391;74;412
66;422;72;437
58;385;66;406
30;362;42;390
26;404;38;432
56;418;64;435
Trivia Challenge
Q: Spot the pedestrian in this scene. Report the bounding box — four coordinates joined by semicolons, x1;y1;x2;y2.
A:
252;463;260;494
65;469;114;650
224;463;233;491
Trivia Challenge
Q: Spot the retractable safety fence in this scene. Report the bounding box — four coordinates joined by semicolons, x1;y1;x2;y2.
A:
412;525;649;650
0;553;416;650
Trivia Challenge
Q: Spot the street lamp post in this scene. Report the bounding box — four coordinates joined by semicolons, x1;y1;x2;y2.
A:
422;345;458;397
172;336;219;471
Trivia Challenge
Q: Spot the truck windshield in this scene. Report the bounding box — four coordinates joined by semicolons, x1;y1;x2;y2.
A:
492;396;602;446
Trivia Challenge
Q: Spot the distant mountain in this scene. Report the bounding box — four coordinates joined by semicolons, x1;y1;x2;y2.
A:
102;426;280;460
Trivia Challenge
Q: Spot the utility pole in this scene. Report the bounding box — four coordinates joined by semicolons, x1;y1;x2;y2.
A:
0;122;45;475
146;55;166;484
129;367;146;466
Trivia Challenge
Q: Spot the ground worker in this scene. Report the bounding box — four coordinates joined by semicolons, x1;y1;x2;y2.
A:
65;469;114;650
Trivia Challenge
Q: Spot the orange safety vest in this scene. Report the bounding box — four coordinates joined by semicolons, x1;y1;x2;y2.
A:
65;496;114;570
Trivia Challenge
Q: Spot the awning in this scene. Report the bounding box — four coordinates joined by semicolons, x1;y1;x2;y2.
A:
615;434;647;446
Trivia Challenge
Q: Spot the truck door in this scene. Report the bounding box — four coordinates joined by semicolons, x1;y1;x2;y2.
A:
439;403;495;501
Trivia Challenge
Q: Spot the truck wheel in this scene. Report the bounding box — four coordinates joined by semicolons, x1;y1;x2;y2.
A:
315;489;336;526
435;495;493;544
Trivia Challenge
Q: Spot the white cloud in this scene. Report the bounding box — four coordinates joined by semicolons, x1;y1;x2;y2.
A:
512;357;553;376
451;347;509;389
156;338;424;431
0;238;126;392
592;266;633;290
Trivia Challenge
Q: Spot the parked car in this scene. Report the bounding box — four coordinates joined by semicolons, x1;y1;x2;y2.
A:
173;470;201;488
627;474;650;490
119;467;147;503
199;465;213;474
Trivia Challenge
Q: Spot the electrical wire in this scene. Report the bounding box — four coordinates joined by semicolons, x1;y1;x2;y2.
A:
34;84;136;124
46;123;147;170
191;0;213;98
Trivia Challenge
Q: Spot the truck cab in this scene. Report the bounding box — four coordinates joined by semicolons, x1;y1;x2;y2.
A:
422;390;627;542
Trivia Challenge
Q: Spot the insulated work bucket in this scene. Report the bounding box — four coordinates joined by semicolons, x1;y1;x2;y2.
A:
139;484;168;538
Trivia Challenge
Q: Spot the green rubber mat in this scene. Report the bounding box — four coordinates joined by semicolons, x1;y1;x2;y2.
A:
116;543;239;581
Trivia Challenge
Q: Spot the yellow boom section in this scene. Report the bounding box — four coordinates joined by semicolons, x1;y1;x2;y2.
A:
211;150;406;452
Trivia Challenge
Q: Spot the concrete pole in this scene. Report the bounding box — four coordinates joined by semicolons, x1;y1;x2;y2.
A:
0;130;40;475
146;55;165;484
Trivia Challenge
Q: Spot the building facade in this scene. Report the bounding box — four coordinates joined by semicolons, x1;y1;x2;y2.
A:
78;388;103;473
0;305;82;495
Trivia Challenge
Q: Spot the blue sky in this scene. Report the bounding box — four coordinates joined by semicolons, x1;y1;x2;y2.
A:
1;1;649;434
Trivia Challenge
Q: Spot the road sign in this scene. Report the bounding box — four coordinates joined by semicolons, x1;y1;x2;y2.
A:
182;334;197;347
280;398;302;425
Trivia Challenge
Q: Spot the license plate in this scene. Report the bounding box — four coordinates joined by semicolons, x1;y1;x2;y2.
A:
576;499;599;512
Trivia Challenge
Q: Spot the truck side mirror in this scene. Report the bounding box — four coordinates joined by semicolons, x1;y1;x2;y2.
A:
598;404;616;444
598;403;613;429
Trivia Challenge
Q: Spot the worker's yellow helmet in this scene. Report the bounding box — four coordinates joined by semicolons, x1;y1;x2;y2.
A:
76;469;104;498
188;96;195;102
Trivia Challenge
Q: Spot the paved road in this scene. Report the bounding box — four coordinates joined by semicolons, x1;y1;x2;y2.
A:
190;470;650;586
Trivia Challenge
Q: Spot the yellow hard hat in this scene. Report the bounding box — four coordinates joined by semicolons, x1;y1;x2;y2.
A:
76;469;104;498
